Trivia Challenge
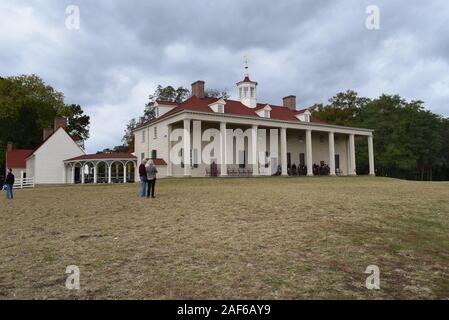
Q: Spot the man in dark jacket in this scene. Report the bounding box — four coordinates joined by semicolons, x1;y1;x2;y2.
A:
138;159;148;197
5;168;14;200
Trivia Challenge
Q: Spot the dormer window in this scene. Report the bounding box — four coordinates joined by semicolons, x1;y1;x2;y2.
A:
154;107;160;118
256;105;272;118
295;110;312;122
209;99;226;114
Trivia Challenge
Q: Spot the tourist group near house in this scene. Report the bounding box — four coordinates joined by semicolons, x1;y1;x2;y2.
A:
5;62;374;186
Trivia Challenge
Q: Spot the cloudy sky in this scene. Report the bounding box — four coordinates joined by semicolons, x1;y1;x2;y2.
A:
1;0;448;153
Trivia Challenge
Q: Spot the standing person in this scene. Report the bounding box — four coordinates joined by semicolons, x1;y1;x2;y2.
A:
146;160;158;198
5;168;15;200
138;159;148;197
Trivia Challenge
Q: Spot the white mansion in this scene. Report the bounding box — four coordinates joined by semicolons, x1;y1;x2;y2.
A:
133;66;375;178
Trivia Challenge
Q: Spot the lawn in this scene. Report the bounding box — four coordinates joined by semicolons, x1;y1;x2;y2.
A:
0;177;448;299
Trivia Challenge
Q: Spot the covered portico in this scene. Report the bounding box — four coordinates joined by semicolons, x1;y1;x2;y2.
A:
164;111;375;177
64;153;137;184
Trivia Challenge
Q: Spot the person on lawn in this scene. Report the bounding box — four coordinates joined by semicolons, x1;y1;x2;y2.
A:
146;160;158;199
4;168;15;200
138;159;148;197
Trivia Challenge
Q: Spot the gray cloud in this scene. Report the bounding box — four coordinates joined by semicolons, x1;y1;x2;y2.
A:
1;0;448;153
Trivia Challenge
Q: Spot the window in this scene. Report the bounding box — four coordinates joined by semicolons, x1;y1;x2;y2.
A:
154;107;159;118
141;130;146;143
335;154;340;169
264;110;270;118
299;153;305;166
239;150;246;168
192;149;199;168
153;126;158;139
217;104;224;113
243;87;248;98
265;151;269;168
304;114;310;122
180;149;184;168
239;88;243;99
151;150;157;159
141;153;145;161
320;135;325;143
250;87;255;98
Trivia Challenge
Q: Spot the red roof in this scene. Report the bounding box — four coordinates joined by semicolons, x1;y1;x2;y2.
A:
6;149;34;168
65;153;137;161
145;96;324;126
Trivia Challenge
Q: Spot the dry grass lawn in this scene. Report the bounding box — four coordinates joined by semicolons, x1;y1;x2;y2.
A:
0;176;448;299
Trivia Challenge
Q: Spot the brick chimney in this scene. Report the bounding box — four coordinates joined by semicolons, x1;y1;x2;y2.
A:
7;142;13;152
43;127;54;141
191;80;205;99
54;116;67;131
283;95;297;111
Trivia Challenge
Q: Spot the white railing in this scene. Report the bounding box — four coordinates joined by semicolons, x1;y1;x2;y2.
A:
13;177;35;189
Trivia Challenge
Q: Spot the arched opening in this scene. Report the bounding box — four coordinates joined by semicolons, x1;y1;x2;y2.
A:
96;161;108;183
82;162;95;184
111;161;125;183
73;162;83;184
125;161;136;183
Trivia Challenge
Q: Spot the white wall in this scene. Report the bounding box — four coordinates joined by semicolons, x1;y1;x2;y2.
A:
31;128;85;184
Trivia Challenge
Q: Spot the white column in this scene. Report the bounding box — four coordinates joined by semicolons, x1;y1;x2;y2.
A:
123;163;127;183
183;119;191;176
328;132;336;176
306;129;313;176
81;164;85;184
108;164;112;183
220;122;227;176
167;125;172;177
368;135;375;176
349;134;356;176
280;127;287;176
71;164;75;184
252;124;259;176
93;164;98;184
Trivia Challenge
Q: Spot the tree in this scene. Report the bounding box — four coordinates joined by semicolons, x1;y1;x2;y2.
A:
61;104;90;147
0;75;90;174
143;85;190;121
311;91;449;180
122;85;191;150
205;88;230;99
122;118;137;152
97;145;129;154
310;90;371;126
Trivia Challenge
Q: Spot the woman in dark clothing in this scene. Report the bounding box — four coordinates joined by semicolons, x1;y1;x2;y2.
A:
138;159;148;197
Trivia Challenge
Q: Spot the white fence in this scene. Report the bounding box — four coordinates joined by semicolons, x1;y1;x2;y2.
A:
13;177;35;189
